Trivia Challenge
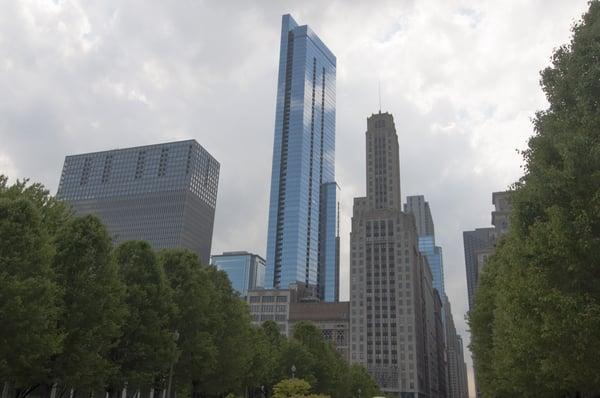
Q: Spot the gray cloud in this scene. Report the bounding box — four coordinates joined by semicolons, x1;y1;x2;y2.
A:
0;0;590;395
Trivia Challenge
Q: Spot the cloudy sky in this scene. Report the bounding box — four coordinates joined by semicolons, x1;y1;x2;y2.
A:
0;0;590;395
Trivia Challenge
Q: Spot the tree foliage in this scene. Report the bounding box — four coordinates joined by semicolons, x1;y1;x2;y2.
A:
469;2;600;396
0;176;379;398
52;215;126;392
0;196;62;389
111;241;177;391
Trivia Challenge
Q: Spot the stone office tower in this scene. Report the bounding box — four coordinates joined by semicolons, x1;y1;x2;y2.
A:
265;14;339;301
350;112;431;397
57;140;219;264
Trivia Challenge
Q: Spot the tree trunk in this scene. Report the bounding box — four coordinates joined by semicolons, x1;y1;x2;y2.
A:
2;382;10;398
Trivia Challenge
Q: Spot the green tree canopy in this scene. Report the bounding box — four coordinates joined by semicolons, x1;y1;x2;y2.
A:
159;249;219;396
0;196;62;390
469;2;600;396
52;215;127;392
111;241;177;391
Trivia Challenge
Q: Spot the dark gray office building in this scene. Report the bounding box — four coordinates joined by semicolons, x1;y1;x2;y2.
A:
57;139;219;264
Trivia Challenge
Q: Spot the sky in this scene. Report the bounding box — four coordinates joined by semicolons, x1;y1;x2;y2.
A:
0;0;591;396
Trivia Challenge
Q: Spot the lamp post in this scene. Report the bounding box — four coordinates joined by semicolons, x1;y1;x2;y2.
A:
166;330;180;398
291;364;296;379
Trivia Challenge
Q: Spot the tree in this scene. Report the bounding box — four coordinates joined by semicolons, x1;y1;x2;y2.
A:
111;241;177;393
159;249;218;397
292;322;342;397
470;2;600;396
0;197;62;395
0;176;69;237
272;378;311;398
52;215;127;393
197;266;255;397
347;364;381;398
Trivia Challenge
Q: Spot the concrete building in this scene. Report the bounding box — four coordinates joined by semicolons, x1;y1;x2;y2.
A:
463;191;513;311
443;296;468;398
265;14;339;302
56;139;219;264
456;336;469;398
289;301;350;361
211;251;265;297
247;288;293;336
349;112;433;397
491;191;512;236
247;286;349;359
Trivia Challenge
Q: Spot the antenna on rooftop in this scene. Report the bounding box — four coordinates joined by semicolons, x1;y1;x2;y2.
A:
378;79;382;114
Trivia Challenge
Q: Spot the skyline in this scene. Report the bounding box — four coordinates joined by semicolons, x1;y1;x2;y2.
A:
0;1;591;396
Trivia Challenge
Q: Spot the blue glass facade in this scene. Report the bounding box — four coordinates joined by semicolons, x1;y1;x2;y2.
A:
319;182;340;302
265;14;337;301
418;236;445;297
211;252;266;297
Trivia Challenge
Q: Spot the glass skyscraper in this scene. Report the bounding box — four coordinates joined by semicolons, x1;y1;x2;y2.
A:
265;14;338;301
211;251;266;297
57;139;219;264
405;195;445;296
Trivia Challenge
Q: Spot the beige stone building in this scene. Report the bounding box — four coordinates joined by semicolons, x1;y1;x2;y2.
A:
349;112;435;397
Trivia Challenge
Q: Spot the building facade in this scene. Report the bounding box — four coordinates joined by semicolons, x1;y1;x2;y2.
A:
350;112;433;397
57;140;219;264
404;195;434;237
463;191;513;311
247;288;293;336
462;227;495;311
247;286;350;359
211;251;265;297
442;296;468;398
405;195;445;297
265;14;339;301
289;301;350;361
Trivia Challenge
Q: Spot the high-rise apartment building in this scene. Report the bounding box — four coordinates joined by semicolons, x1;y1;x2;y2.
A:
211;251;266;297
265;14;339;301
349;112;433;397
57;140;219;263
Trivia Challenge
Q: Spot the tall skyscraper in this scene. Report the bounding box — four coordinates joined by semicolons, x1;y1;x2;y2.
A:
57;140;219;264
350;112;433;397
404;195;434;237
405;195;445;297
463;227;495;311
211;251;266;297
265;14;338;301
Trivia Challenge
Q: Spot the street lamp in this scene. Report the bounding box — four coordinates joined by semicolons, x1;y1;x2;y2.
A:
166;331;180;398
291;364;296;379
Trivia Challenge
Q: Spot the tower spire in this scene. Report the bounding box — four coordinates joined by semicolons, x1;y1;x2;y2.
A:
378;79;382;114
